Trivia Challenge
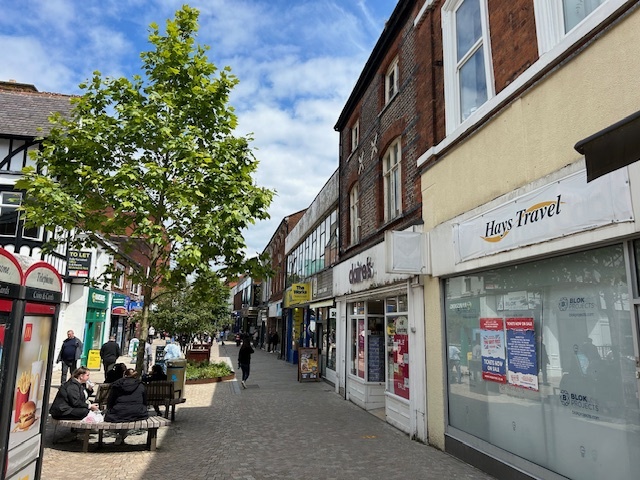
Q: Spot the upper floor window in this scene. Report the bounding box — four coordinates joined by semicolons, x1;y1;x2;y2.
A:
351;120;360;152
349;184;360;245
383;139;402;221
442;0;495;132
385;57;399;104
534;0;606;55
115;263;126;289
0;192;22;236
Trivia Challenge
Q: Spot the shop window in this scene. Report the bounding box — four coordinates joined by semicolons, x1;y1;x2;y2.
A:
386;295;409;399
442;0;494;132
444;243;640;479
349;301;385;382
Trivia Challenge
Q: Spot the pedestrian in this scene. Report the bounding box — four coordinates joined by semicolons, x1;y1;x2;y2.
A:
266;330;273;352
56;330;83;384
271;331;279;354
144;337;153;375
252;329;259;348
100;335;121;374
148;325;156;340
105;363;127;383
162;338;182;372
105;368;149;445
49;366;99;420
238;336;255;389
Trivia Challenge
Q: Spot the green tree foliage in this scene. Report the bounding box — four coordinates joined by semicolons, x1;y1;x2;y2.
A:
150;273;230;343
16;6;273;373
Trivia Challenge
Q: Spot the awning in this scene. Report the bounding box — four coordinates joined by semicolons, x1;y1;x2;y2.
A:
575;110;640;182
309;299;335;309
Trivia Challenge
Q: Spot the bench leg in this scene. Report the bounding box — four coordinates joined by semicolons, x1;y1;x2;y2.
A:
98;430;104;448
81;431;90;453
171;404;176;421
147;428;158;451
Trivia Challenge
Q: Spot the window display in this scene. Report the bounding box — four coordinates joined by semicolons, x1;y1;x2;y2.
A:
386;295;409;399
445;243;640;480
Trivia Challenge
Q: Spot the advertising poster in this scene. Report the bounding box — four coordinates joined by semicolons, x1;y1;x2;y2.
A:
480;317;506;383
392;333;410;399
0;323;5;370
298;347;319;381
8;315;51;451
506;317;538;390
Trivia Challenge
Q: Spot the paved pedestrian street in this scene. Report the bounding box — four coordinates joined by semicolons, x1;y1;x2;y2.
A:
41;342;495;480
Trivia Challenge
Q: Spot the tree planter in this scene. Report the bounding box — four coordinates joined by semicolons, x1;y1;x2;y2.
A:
186;372;235;384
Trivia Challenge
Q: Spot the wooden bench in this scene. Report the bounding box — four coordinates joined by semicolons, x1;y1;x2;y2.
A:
51;416;171;452
95;381;186;421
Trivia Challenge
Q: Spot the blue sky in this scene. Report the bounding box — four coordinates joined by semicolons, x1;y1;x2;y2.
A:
0;0;397;257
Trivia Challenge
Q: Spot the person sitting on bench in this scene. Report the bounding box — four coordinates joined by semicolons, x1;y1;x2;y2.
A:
105;368;149;445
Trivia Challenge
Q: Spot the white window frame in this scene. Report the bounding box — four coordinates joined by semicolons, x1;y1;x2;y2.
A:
351;120;360;152
349;184;360;245
385;57;399;104
383;139;402;222
115;262;126;289
0;191;23;237
442;0;495;134
534;0;609;55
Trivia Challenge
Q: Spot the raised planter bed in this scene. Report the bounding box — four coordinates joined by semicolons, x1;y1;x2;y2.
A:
186;373;235;384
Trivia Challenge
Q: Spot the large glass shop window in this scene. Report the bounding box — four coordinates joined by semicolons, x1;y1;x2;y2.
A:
349;301;385;381
445;244;640;480
386;295;409;399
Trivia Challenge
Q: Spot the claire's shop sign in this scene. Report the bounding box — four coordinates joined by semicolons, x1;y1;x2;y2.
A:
349;257;374;284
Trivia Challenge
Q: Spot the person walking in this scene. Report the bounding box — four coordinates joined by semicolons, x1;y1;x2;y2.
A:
105;368;149;445
143;337;153;375
271;331;279;355
56;330;83;385
100;335;121;374
238;336;255;389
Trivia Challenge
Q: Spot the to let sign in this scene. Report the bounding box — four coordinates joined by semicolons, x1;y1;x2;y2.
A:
67;250;92;278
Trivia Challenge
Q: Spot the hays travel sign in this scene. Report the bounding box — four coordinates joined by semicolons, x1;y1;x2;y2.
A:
454;169;633;262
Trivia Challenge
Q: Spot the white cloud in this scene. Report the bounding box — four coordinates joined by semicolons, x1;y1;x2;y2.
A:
0;0;395;258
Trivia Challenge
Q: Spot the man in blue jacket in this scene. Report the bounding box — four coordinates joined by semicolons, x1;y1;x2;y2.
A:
57;330;83;384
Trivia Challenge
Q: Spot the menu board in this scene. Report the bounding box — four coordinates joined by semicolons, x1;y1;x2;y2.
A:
367;335;385;382
298;347;319;382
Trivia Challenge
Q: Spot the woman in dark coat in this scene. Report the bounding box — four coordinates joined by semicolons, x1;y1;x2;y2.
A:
49;367;99;420
238;336;255;389
105;368;148;445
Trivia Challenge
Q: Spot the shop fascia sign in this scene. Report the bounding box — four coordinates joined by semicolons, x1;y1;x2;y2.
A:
111;292;130;315
88;288;109;309
284;283;311;307
348;257;374;284
454;169;634;263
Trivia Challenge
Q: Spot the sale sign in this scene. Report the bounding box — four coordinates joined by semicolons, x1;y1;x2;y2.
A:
480;318;506;383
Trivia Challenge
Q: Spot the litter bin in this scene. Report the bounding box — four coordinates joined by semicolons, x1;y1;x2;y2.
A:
166;358;187;398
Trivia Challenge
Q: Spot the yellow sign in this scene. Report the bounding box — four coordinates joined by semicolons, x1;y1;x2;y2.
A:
87;349;101;370
284;283;311;307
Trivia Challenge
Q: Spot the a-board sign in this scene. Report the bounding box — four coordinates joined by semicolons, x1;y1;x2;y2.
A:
155;345;166;369
298;347;319;382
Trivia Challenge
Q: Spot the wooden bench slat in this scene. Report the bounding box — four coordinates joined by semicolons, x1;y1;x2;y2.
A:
51;415;170;452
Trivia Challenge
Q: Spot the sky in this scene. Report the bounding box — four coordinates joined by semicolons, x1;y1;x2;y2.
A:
0;0;397;258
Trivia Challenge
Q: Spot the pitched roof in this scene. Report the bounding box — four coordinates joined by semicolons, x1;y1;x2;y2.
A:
0;83;73;138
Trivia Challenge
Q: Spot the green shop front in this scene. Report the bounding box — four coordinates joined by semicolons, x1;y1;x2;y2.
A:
82;288;109;369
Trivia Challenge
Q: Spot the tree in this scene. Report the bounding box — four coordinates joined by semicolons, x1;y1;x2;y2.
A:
16;5;273;373
150;273;230;348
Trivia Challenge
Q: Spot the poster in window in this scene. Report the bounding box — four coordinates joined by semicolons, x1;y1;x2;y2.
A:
480;317;506;383
392;333;409;399
506;317;538;390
